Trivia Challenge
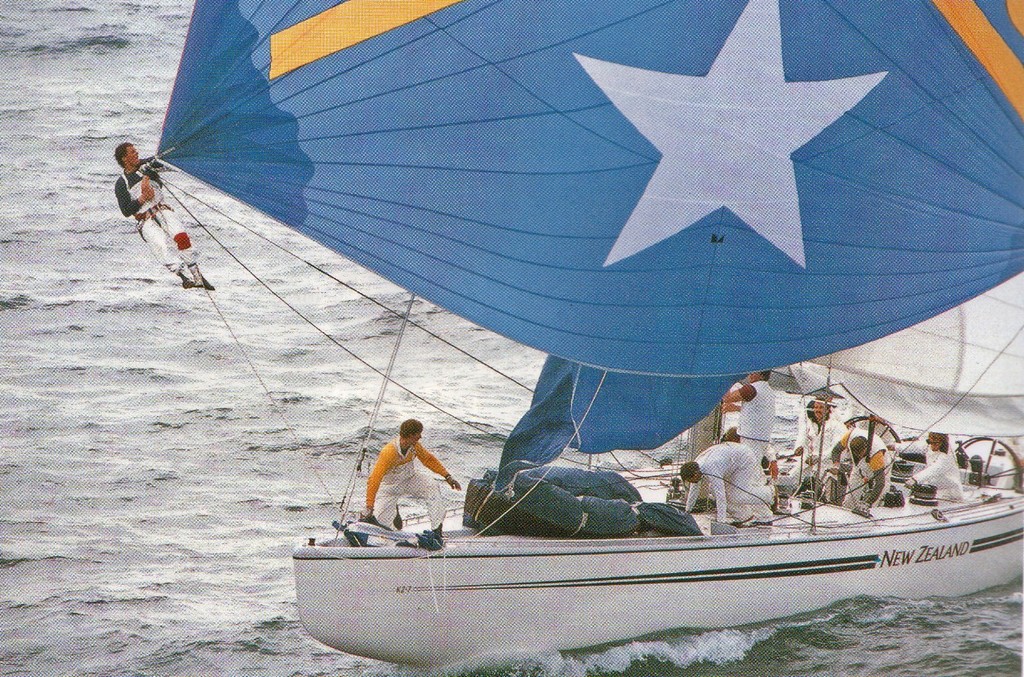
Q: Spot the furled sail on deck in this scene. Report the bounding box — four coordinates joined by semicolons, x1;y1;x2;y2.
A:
159;0;1024;377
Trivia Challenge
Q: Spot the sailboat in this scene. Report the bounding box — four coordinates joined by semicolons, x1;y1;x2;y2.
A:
156;0;1024;668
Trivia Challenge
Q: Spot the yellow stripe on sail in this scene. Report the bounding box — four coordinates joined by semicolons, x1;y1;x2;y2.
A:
1010;0;1024;38
270;0;468;79
931;0;1024;122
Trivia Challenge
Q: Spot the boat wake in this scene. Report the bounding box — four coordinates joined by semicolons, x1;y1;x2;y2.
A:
365;628;777;677
358;584;1022;677
550;628;777;677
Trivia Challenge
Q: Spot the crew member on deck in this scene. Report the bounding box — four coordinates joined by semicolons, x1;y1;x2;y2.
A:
842;434;891;513
907;432;964;502
362;419;461;537
721;370;778;481
680;431;773;525
114;142;213;290
789;397;847;494
793;398;846;462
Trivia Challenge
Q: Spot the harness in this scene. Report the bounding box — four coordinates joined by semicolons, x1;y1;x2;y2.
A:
134;203;174;241
120;172;174;238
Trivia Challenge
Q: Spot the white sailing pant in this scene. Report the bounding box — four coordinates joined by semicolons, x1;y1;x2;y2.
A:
140;209;197;274
742;437;777;493
724;466;774;522
374;472;448;530
741;437;775;463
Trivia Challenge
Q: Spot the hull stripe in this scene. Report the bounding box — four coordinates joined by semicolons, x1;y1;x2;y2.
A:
409;555;879;592
972;527;1024;547
970;532;1024;554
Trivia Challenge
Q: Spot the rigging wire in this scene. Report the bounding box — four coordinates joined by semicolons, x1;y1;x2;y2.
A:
338;292;417;520
811;358;837;533
163;182;512;445
184;252;338;503
359;293;417;474
162;181;534;393
162;182;1019;543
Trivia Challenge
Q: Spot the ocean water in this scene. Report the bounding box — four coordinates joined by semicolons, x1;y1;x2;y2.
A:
1;1;1021;676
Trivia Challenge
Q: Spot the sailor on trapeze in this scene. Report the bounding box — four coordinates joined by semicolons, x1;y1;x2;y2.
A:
113;142;213;290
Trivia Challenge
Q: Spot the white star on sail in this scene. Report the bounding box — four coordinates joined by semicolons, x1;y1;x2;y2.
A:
576;0;887;267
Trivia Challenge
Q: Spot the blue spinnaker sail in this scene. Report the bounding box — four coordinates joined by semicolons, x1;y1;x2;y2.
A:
499;356;735;467
160;0;1024;376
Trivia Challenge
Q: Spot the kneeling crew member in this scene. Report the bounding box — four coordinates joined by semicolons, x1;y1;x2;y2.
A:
363;419;461;536
680;434;773;525
843;434;890;511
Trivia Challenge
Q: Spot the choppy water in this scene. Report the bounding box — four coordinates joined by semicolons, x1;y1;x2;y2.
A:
1;1;1021;675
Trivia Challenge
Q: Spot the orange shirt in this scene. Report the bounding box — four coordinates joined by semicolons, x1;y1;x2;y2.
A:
866;450;886;472
365;439;449;509
840;430;887;473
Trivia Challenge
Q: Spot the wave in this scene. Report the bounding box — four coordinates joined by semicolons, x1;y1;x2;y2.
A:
75;593;170;606
562;628;775;676
577;628;774;675
0;103;34;120
364;592;1020;676
119;366;173;382
152;420;187;430
280;348;314;359
1;554;98;570
242;439;335;455
192;406;239;423
95;300;169;313
278;393;313;404
42;299;77;309
391;627;779;677
235;497;311;513
0;295;31;311
22;34;130;55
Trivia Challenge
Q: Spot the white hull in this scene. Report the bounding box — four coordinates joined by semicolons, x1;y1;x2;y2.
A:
294;493;1023;667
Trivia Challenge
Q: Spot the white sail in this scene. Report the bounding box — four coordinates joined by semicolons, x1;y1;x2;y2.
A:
792;273;1024;435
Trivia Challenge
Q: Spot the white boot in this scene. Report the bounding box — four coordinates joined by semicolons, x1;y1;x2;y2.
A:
189;263;214;290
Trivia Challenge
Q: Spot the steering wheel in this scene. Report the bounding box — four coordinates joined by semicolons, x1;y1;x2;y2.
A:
959;436;1023;491
843;415;901;445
